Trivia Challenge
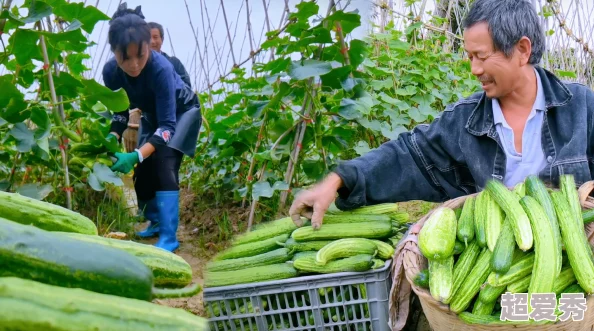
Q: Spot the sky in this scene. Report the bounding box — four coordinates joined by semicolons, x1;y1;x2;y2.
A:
1;0;590;94
84;0;377;91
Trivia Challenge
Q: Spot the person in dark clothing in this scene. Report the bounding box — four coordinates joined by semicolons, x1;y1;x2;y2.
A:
103;3;202;252
148;21;192;88
289;0;594;228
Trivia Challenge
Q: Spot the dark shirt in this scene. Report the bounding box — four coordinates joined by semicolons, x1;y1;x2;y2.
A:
162;52;192;88
333;66;594;210
102;50;185;147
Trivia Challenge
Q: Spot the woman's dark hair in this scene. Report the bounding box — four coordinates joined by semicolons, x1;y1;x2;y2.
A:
148;22;165;41
108;3;150;59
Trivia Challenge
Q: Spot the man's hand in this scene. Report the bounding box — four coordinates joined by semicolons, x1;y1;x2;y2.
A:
110;152;139;174
289;173;343;229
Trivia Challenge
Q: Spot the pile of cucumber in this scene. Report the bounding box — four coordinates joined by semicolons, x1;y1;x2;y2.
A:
415;174;594;326
204;203;410;288
0;191;208;330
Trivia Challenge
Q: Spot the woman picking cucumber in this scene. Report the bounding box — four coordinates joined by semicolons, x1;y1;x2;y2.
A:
102;3;202;252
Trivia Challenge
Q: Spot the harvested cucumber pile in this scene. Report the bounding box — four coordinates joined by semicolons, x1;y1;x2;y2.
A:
416;174;594;326
0;191;208;330
204;203;409;287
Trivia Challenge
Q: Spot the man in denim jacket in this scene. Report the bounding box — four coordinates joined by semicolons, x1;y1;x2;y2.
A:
290;0;594;228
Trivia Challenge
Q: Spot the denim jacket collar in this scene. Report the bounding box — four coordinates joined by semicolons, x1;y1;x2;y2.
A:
465;66;574;137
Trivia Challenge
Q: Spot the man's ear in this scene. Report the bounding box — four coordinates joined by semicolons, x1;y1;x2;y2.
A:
516;36;532;66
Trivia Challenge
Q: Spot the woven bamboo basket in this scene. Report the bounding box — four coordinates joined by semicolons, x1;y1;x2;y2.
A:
400;180;594;331
122;108;141;153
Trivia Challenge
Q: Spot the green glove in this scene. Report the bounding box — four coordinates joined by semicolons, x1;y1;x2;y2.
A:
106;133;118;144
110;151;139;174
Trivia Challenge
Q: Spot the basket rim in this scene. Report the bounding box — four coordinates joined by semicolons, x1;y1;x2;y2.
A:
203;259;392;294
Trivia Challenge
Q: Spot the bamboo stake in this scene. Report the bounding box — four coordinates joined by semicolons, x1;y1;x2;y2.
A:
38;22;73;209
242;112;268;208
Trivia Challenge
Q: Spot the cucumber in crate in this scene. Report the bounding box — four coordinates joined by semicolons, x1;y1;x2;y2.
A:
203;202;407;331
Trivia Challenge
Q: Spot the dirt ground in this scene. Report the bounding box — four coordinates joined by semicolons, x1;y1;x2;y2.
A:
133;187;436;330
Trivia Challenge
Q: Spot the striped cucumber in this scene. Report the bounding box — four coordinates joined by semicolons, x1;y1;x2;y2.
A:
322;214;392;224
58;232;192;288
473;191;488;248
292;254;374;274
472;299;496;315
487;252;535;286
520;196;558;305
485;194;504;252
443;241;480;305
291;221;392;241
551;191;594;294
316;238;378;265
371;240;395;259
0;277;209;330
478;284;507;304
206;248;293;272
231;217;299;246
214;234;288;260
428;256;454;303
491;217;516;274
560;175;594;263
279;238;332;252
525;175;562;276
485;180;533;251
204;263;298;287
449;248;493;314
0;191;98;235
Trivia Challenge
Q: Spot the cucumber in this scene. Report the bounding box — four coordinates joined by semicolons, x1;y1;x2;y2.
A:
214;234;288;260
418;207;457;260
456;196;475;246
449;248;493;314
231;217;299;246
279;238;332;252
0;277;209;330
291;221;392;241
206;248;293;272
58;232;192;288
485;180;533;251
292;254;374;274
203;263;298;287
316;238;378;265
0;191;98;235
428;255;454;303
0;219;199;301
491;217;516;274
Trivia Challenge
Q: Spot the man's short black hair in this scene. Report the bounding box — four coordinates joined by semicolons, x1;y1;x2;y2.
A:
108;3;150;59
462;0;545;65
148;22;165;41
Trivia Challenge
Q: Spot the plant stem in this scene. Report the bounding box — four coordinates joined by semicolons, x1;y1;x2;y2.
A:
242;112;268;208
37;22;72;209
246;160;268;231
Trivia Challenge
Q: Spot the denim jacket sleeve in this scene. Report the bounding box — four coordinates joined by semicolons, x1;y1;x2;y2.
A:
333;106;471;210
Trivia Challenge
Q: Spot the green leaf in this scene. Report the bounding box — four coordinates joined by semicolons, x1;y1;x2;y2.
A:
0;10;25;31
53;72;85;98
252;181;274;201
35;137;50;157
395;85;417;96
30;107;51;140
41;29;88;56
336;99;361;120
380;122;407;140
9;30;42;65
320;65;352;89
272;181;289;191
66;53;91;76
87;173;104;191
23;1;52;23
298;27;333;46
16;183;53;200
326;10;361;34
247;100;269;119
556;70;577;78
354;140;372;156
92;163;123;187
81;79;130;112
408;107;428;123
10;123;35;152
288;60;332;80
52;1;110;33
389;39;410;51
290;1;319;22
357;117;381;132
348;39;368;69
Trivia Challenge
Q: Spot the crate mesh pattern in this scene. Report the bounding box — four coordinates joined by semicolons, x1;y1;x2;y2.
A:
204;260;392;331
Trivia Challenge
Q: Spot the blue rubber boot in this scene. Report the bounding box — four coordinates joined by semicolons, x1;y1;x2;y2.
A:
135;198;160;238
154;191;180;252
